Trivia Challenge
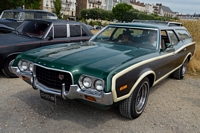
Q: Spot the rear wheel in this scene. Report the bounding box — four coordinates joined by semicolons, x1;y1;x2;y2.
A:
180;59;188;79
2;56;17;78
172;59;188;79
119;77;150;119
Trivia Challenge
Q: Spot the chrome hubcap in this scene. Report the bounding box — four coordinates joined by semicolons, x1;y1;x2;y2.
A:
135;81;149;113
8;59;14;74
182;60;187;76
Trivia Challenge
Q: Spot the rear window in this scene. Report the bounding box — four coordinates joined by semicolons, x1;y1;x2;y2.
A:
175;29;191;40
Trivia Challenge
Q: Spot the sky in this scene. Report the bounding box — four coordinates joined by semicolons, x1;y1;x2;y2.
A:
139;0;200;14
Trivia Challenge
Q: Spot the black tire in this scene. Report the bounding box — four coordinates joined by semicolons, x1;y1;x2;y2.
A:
119;77;150;119
180;59;188;79
2;56;18;78
172;59;188;79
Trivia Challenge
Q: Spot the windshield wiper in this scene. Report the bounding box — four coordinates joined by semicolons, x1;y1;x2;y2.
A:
25;32;33;38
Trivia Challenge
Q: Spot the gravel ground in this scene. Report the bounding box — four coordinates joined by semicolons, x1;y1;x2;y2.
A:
0;71;200;133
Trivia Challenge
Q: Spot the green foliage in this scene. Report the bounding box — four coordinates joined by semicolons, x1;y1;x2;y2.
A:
52;0;62;19
81;8;113;21
88;21;99;26
80;9;90;19
112;3;133;22
0;0;41;12
25;0;41;9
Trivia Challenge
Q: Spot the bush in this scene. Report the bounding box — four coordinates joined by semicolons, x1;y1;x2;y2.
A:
180;20;200;75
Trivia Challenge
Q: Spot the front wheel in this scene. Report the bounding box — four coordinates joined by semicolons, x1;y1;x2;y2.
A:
119;77;150;119
2;56;17;78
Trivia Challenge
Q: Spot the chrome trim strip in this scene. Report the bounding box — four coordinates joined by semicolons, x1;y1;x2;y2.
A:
67;24;70;37
43;23;54;39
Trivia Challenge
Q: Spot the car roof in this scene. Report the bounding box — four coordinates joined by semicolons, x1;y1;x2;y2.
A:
24;19;87;25
3;9;54;13
109;21;186;30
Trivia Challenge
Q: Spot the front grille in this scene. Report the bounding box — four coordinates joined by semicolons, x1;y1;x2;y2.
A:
36;66;72;91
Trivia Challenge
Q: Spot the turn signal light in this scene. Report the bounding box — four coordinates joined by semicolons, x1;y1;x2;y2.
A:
120;85;127;91
85;95;96;102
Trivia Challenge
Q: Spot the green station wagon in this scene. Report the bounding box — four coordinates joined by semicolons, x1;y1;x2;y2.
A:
11;21;195;119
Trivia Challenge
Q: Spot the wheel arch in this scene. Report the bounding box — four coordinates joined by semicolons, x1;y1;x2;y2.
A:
112;70;155;103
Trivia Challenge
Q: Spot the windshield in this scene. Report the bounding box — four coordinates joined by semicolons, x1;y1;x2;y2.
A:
91;26;158;50
1;11;20;19
16;20;51;38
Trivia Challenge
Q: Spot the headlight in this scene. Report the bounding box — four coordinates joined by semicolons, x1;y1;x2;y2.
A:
94;80;104;91
18;60;33;72
29;63;34;72
79;75;105;92
82;77;92;88
21;61;28;71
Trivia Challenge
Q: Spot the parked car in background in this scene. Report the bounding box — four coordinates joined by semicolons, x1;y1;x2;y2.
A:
86;24;95;30
11;21;195;119
95;26;104;30
0;9;57;33
0;19;93;78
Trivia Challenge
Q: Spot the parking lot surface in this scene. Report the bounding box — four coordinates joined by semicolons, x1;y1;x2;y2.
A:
0;71;200;133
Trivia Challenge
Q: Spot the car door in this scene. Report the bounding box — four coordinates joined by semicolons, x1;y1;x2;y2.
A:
156;30;179;79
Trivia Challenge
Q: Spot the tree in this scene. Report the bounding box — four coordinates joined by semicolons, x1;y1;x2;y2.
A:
80;9;90;19
112;3;133;22
0;0;41;13
24;0;41;9
52;0;62;19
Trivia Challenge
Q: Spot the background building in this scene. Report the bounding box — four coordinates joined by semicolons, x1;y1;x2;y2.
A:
40;0;176;20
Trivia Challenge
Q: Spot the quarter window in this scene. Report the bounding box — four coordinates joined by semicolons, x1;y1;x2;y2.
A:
176;29;191;40
70;25;87;37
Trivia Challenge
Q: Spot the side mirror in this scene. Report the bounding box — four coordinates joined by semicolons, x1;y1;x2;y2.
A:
48;36;53;41
165;43;171;48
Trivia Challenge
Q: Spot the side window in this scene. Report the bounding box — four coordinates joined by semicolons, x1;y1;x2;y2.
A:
70;25;87;37
20;12;34;20
175;29;191;40
160;30;171;50
54;25;67;38
167;30;179;45
36;12;55;19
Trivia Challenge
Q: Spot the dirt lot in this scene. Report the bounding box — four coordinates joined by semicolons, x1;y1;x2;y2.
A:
0;71;200;133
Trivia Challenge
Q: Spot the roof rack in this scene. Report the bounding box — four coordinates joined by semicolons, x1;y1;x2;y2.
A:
132;20;182;26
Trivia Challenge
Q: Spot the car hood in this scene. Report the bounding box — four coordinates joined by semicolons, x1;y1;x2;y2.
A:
21;42;154;75
0;24;14;30
0;33;40;45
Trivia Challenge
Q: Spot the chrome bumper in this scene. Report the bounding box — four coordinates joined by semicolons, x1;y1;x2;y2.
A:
11;66;113;105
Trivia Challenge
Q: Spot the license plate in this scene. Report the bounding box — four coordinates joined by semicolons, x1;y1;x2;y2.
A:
40;90;56;104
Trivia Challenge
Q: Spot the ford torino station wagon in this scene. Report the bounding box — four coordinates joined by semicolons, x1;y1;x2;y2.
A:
11;21;195;119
